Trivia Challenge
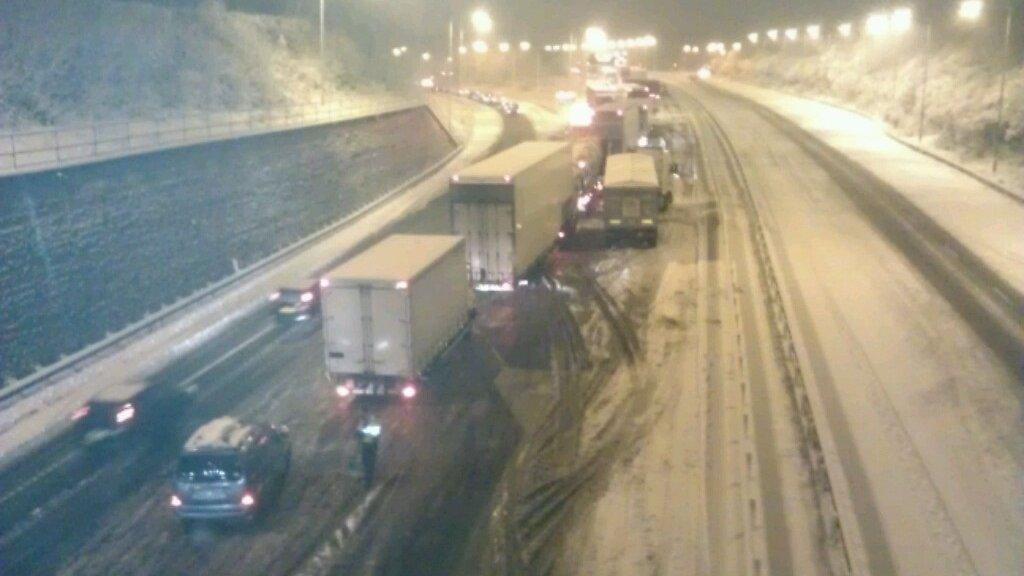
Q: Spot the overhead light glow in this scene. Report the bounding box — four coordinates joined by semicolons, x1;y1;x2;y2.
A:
519;40;531;52
470;8;493;34
421;52;431;61
891;8;914;34
499;41;510;52
958;0;984;21
732;42;742;51
583;26;609;51
785;28;799;41
865;12;891;37
806;24;821;41
472;39;489;54
747;32;759;44
766;29;779;42
837;22;853;38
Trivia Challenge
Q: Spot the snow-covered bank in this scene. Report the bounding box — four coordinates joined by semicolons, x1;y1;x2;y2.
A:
712;35;1023;192
0;0;378;130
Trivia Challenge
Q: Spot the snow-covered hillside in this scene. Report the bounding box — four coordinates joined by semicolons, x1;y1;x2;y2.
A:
0;0;376;129
714;34;1023;188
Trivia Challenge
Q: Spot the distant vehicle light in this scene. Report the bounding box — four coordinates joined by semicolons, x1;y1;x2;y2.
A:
419;77;435;89
401;384;417;399
557;231;566;239
336;385;352;398
268;291;281;302
362;423;383;436
697;66;712;81
503;174;513;183
240;492;256;507
170;494;182;508
115;403;135;424
555;90;577;103
577;160;588;170
451;174;460;183
72;405;90;421
567;100;595;128
616;109;624;117
320;278;330;289
395;281;409;290
638;136;649;147
300;292;314;303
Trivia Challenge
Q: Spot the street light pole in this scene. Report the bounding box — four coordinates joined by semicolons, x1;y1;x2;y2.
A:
992;3;1014;173
319;0;325;58
917;22;931;143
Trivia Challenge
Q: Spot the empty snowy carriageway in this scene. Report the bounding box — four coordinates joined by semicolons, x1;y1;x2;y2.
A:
672;78;1023;576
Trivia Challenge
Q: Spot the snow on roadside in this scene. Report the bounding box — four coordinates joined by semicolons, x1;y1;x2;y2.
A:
0;0;380;130
713;38;1023;193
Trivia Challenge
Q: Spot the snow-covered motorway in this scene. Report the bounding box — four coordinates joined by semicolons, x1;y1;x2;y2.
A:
0;106;535;576
668;78;1023;576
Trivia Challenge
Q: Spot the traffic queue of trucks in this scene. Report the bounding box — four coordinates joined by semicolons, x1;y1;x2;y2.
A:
450;141;575;289
69;72;683;522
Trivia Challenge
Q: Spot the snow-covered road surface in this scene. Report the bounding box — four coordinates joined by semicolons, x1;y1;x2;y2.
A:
0;97;502;475
675;78;1023;576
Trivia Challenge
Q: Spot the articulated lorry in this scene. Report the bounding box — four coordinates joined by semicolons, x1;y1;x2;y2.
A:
602;153;662;246
450;141;575;289
321;234;471;400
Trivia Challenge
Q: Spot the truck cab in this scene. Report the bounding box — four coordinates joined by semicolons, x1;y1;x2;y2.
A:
268;276;324;323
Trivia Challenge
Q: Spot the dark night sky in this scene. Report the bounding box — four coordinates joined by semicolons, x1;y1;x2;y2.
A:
367;0;890;47
231;0;897;48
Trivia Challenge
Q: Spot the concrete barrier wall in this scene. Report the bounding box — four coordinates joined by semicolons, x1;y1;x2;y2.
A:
0;97;417;177
0;106;455;384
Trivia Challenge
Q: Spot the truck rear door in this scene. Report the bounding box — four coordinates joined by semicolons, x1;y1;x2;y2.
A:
368;287;411;377
323;286;364;376
453;202;515;285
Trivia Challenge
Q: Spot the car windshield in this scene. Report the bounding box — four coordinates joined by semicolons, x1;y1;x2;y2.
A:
177;454;242;483
277;289;306;305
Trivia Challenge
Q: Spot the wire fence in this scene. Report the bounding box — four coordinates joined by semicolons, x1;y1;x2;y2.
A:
0;96;420;177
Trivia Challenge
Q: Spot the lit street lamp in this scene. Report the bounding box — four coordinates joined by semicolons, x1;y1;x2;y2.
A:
865;12;891;37
471;8;493;35
422;52;431;61
748;32;759;44
472;39;489;54
837;22;853;38
806;24;821;41
519;41;531;52
767;29;779;42
785;27;799;41
959;0;984;20
499;41;510;53
957;0;1016;172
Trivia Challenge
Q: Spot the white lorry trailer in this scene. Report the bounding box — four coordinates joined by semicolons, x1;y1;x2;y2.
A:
450;141;574;289
321;234;471;399
602;153;662;247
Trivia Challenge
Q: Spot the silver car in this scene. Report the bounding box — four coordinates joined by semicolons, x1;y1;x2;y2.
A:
170;417;290;524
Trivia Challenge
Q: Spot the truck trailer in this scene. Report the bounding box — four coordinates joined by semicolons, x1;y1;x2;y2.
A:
321;234;471;399
450;141;575;289
602;153;662;247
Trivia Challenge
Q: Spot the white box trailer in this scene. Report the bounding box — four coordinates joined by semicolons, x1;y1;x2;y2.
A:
450;141;574;289
592;102;645;155
321;234;470;397
602;153;662;246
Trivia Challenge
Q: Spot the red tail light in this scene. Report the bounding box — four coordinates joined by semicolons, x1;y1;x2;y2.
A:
72;405;90;421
